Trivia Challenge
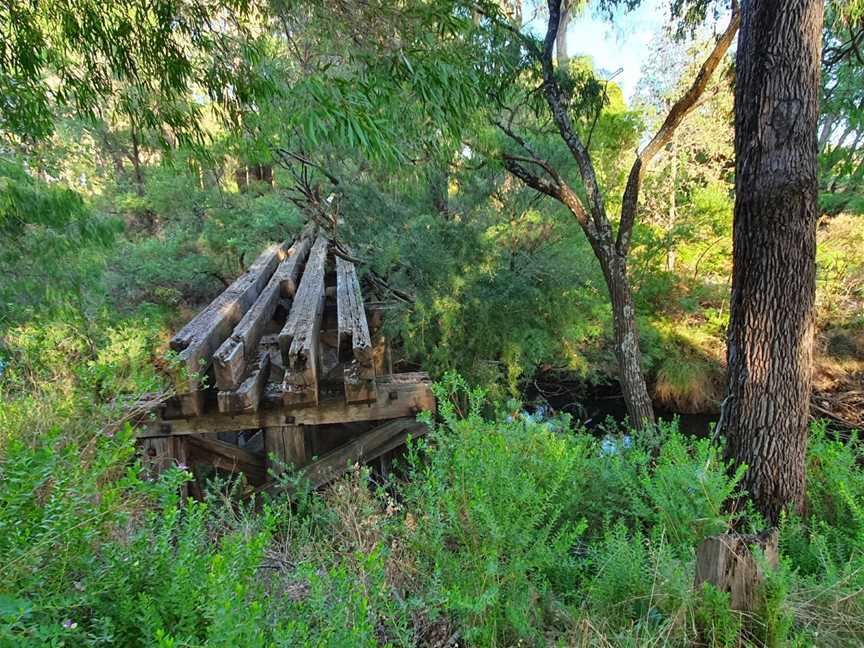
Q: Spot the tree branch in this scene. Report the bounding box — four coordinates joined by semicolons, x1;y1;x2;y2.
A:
539;1;609;234
616;9;740;256
501;154;594;235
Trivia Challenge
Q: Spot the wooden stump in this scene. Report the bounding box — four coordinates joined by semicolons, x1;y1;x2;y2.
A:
695;530;779;612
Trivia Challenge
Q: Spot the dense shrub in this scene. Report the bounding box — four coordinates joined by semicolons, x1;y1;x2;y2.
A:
2;361;864;646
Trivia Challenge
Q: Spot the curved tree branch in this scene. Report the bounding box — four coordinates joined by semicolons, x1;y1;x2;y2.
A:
616;9;740;256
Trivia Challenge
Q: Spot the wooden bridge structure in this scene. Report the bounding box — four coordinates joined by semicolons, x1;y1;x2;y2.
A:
134;224;435;493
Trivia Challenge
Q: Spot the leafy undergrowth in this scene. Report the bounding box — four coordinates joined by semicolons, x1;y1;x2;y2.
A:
2;359;864;646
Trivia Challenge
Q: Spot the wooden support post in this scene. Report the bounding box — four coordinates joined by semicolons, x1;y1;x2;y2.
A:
139;436;189;497
695;530;779;613
264;425;307;475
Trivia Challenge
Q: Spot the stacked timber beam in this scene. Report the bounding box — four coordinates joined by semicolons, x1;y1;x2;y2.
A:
336;254;376;403
278;234;329;407
136;223;435;492
168;242;291;416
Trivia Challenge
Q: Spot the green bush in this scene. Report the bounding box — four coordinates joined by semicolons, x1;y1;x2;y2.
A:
402;374;588;645
400;374;746;646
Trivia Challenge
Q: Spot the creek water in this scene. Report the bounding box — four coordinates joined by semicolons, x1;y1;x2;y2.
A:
525;376;718;437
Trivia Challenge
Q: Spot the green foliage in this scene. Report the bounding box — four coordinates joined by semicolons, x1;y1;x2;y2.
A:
0;0;265;142
400;375;747;645
820;3;864;215
694;583;742;648
404;375;588;644
0;159;118;319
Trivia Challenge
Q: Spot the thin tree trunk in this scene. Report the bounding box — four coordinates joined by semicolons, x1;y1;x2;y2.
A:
723;0;823;524
500;1;737;430
235;165;248;192
555;1;571;64
605;256;655;426
129;125;145;197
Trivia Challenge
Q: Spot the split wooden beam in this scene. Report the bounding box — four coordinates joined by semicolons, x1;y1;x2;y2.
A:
278;235;330;407
300;418;427;489
695;530;779;613
136;373;435;437
216;350;271;414
213;229;315;390
168;242;289;415
186;434;267;486
336;256;376;403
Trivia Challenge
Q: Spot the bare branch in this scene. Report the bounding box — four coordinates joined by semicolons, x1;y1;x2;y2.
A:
502;154;594;235
538;1;609;233
616;9;740;256
493;119;561;182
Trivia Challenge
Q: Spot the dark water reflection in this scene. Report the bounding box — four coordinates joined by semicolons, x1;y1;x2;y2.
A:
525;377;718;437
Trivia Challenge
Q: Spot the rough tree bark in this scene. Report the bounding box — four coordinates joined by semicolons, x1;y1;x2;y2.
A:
723;0;823;524
499;1;739;429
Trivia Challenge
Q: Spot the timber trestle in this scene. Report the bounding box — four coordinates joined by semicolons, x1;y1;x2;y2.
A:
133;225;435;493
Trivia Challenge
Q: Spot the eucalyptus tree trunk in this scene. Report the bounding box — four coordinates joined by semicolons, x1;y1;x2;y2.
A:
723;0;823;524
499;1;738;430
605;256;656;425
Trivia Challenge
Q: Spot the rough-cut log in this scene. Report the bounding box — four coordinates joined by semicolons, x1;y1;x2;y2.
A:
168;242;289;415
217;351;271;414
336;257;373;364
279;235;329;406
213;232;314;390
300;418;428;489
186;434;267;485
137;373;434;436
695;531;779;613
336;256;376;403
264;425;307;475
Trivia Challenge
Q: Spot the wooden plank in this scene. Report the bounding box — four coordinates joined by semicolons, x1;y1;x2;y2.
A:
264;425;307;475
278;235;329;406
283;373;433;425
136;374;435;437
168;242;289;414
217;351;271;414
336;257;373;364
301;418;428;489
213;232;315;390
336;256;376;403
186;434;267;485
